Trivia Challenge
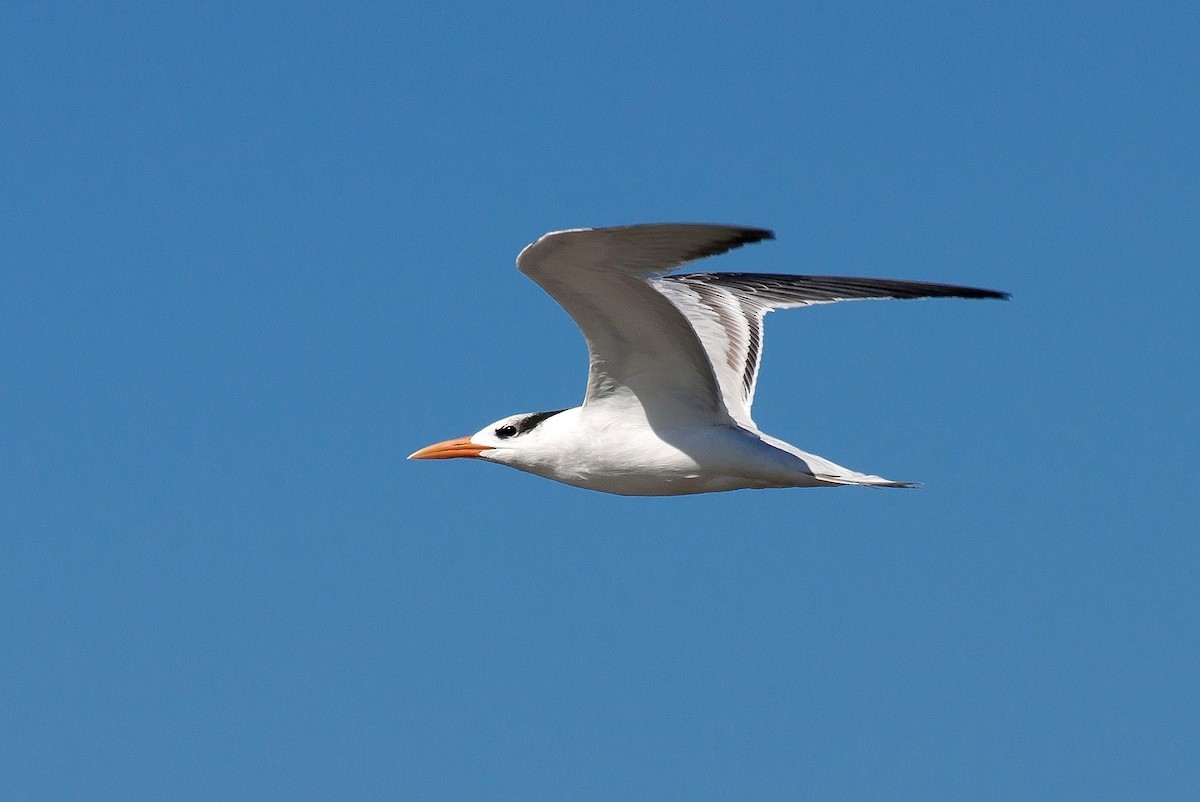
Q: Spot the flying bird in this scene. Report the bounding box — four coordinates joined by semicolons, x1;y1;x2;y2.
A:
410;224;1007;495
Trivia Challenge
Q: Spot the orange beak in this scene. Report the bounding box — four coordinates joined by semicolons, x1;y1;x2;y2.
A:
408;436;491;460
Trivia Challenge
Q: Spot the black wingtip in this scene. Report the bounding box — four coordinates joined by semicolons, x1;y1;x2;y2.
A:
688;226;775;260
740;227;775;245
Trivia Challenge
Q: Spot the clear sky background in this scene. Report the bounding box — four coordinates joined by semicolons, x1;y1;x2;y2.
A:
3;3;1197;799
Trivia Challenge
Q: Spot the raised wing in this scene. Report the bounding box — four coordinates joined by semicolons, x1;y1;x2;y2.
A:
516;224;773;425
654;273;1009;428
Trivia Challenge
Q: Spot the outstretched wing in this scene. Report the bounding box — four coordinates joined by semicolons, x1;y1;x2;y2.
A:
515;224;773;425
654;273;1009;428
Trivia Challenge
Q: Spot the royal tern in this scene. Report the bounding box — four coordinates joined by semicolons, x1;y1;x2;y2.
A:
410;224;1007;495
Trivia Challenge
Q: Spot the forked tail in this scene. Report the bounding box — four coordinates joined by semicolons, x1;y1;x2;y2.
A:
757;433;920;489
817;472;920;489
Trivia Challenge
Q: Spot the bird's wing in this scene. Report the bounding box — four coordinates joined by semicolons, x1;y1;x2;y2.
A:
654;273;1009;428
516;224;773;424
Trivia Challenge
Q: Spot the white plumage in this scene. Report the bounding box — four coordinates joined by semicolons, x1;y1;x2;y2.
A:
410;224;1006;495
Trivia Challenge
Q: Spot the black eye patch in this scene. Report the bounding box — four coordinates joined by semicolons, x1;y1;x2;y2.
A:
494;409;567;440
516;409;566;434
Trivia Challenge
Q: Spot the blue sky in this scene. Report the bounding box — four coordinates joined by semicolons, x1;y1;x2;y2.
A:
3;2;1197;798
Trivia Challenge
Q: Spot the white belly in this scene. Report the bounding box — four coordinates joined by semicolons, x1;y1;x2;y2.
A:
530;422;832;496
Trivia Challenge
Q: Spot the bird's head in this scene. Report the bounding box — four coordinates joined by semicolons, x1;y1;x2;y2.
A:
408;409;569;469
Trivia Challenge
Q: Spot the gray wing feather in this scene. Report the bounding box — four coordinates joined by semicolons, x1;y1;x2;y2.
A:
515;224;773;422
656;273;1008;427
670;273;1009;306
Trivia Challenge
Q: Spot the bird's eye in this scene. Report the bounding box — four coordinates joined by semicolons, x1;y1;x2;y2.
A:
495;424;518;439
